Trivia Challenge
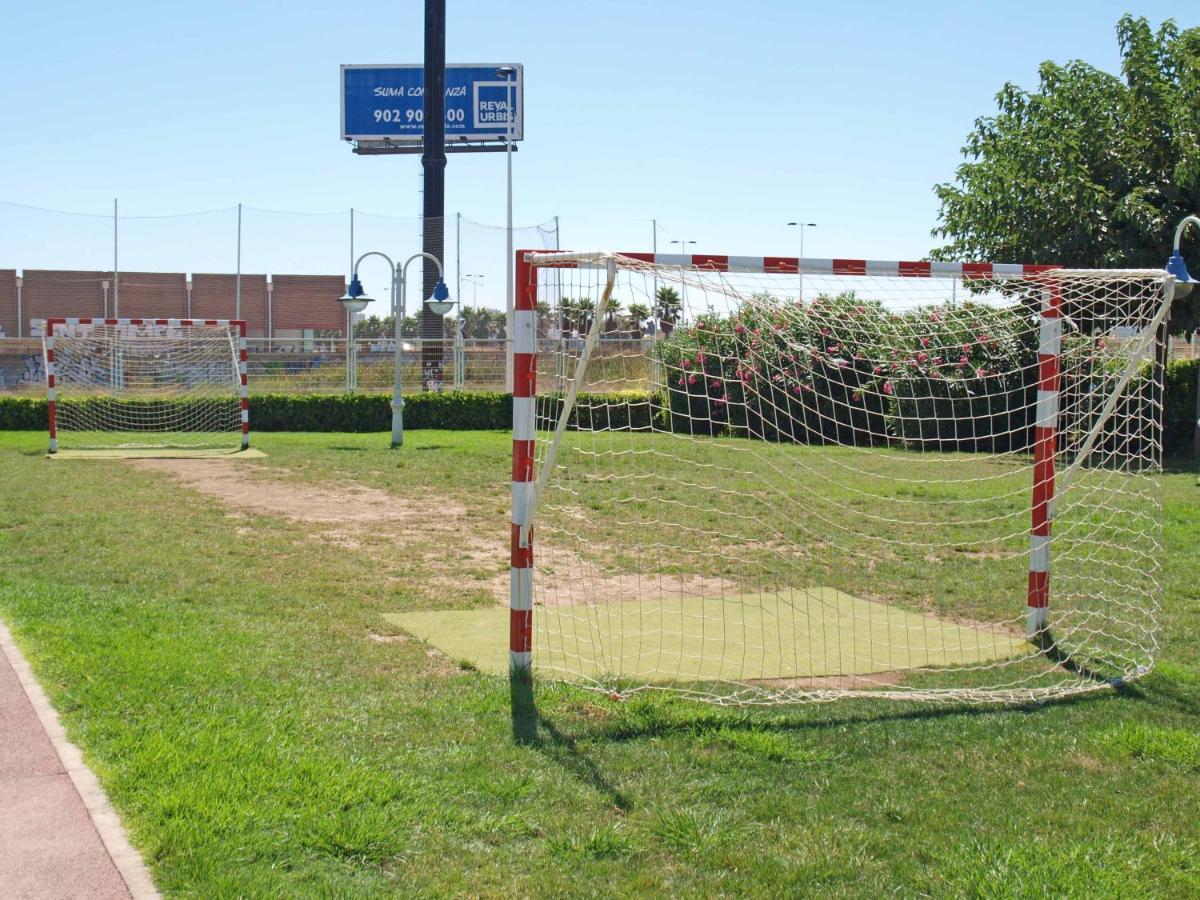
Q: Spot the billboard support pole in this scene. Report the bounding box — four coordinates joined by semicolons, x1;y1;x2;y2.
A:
421;0;448;391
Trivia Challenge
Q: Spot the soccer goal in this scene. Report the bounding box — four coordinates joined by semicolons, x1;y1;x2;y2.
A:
510;250;1178;705
44;318;250;456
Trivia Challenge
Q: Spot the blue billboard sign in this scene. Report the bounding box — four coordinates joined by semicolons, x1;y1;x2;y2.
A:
341;64;524;144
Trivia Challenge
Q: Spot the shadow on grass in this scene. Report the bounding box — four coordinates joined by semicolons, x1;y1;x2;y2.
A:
329;445;370;452
511;669;631;811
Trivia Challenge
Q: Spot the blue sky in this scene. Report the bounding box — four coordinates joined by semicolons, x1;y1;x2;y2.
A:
0;1;1194;307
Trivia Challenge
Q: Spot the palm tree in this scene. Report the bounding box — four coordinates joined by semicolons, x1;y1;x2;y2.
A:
603;296;622;335
558;297;580;334
627;302;651;337
576;297;596;334
654;285;682;336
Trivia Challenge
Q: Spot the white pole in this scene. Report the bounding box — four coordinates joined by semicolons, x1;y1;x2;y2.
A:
799;225;805;301
113;199;119;317
236;203;242;321
504;69;515;393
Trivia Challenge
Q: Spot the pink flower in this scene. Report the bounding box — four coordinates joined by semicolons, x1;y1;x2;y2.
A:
681;359;693;370
687;374;698;385
792;385;803;395
930;312;941;323
696;352;707;366
873;365;884;375
851;392;862;403
933;356;944;366
710;379;722;390
916;351;929;364
734;323;746;335
959;355;969;366
820;327;831;337
975;367;987;378
677;376;687;387
1097;338;1108;350
920;336;930;348
882;381;893;395
962;343;971;353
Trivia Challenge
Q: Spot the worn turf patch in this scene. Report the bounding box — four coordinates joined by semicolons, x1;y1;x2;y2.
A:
49;447;267;459
385;587;1028;680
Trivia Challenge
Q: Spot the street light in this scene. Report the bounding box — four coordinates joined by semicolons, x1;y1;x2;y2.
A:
670;239;696;256
497;65;517;393
337;277;372;392
344;250;452;447
787;221;817;300
463;274;485;307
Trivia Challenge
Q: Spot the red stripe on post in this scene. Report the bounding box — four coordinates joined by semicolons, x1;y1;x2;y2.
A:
510;609;532;653
47;402;57;438
833;259;867;275
512;439;535;481
692;254;728;271
899;260;932;277
621;252;655;264
242;422;250;434
1037;354;1060;392
45;349;55;364
515;250;538;311
764;256;799;273
513;352;536;398
511;524;534;567
1027;570;1049;608
962;263;994;279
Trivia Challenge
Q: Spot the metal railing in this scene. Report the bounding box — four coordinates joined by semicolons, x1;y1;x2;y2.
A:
0;337;656;395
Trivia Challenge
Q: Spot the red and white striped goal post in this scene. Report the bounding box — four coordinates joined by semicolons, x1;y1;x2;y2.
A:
509;251;1066;676
43;317;250;454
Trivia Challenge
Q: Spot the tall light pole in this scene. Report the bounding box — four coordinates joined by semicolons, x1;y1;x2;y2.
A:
344;251;452;447
464;274;485;308
787;221;817;300
670;239;696;258
497;65;517;393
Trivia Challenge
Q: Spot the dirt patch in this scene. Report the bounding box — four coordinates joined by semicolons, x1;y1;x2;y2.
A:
129;459;502;593
492;543;741;608
129;459;467;523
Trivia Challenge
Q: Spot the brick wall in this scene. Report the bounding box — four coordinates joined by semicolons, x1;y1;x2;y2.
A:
7;269;350;335
272;275;347;333
113;272;188;319
22;270;108;325
0;271;16;336
191;274;269;336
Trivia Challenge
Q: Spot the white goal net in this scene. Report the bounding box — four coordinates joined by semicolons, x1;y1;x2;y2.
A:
512;251;1175;704
45;318;249;454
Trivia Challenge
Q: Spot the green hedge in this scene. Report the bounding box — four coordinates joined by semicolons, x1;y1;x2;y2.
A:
2;371;1196;454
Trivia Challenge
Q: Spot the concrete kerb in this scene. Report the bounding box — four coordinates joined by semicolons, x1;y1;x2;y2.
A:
0;619;159;900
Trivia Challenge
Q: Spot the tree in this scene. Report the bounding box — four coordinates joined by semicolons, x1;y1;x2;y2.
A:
654;286;683;337
602;296;623;334
932;15;1199;327
627;302;651;337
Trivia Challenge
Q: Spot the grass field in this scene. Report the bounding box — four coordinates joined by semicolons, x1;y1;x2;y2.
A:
2;429;1199;896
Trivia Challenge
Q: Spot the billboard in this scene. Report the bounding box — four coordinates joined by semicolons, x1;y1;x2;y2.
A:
341;64;524;144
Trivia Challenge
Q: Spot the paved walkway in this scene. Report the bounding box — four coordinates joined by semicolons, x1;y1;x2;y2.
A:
0;620;157;899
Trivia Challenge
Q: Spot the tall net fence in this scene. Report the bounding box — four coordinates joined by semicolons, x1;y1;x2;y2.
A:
47;320;244;451
520;252;1173;704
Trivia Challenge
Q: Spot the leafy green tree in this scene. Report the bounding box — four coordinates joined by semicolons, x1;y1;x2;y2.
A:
933;15;1199;327
654;286;682;324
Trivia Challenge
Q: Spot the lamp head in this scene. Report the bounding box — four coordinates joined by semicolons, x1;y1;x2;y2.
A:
338;276;371;314
1168;251;1194;296
425;279;454;316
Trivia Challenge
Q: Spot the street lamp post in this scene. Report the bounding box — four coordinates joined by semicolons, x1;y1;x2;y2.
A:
463;273;485;308
787;221;817;300
497;65;517;393
344;250;452;448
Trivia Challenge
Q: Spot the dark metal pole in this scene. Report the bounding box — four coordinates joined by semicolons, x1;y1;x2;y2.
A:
421;0;448;390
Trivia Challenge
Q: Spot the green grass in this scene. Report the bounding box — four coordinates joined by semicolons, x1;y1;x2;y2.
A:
1;429;1199;896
